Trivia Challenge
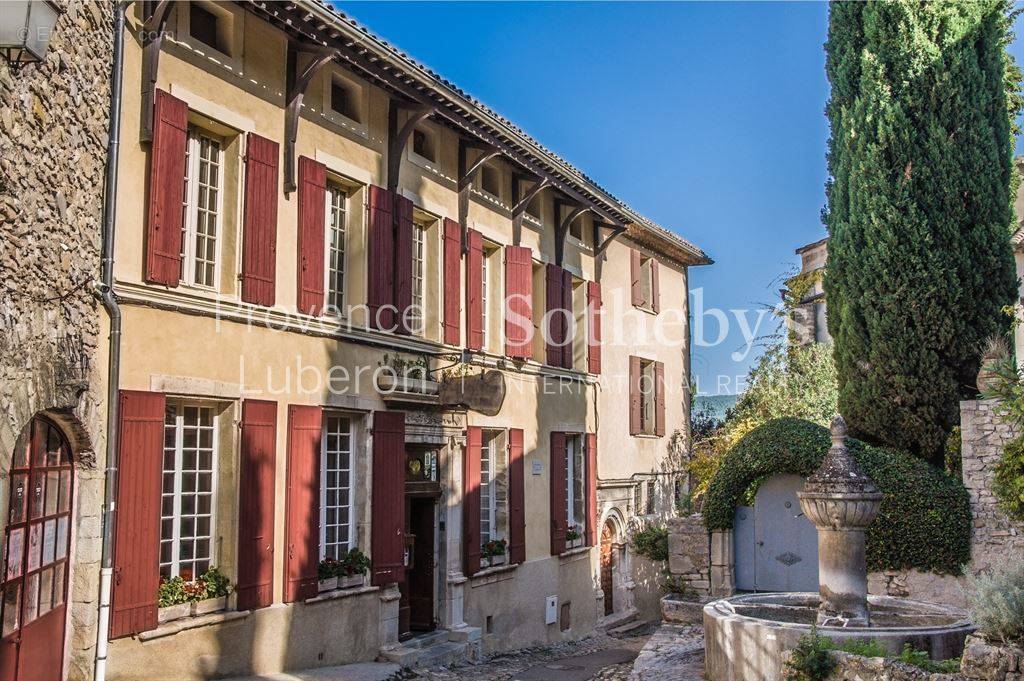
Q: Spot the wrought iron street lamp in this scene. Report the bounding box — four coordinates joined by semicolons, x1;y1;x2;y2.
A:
0;1;61;68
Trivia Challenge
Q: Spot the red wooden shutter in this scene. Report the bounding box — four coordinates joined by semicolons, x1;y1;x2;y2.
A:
110;390;165;639
508;428;526;564
585;433;597;547
586;281;602;374
629;356;643;435
145;89;187;287
545;264;565;367
367;186;395;330
394;195;414;334
241;134;280;305
237;399;277;611
462;426;482;576
443;218;462;345
372;411;406;585
651;258;661;313
561;268;574;369
549;431;567;555
504;246;533;359
655;361;667;436
296;156;326;315
465;229;484;350
630;248;643;307
284;405;321;603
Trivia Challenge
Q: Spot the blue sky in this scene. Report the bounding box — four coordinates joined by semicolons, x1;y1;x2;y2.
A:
339;1;1024;396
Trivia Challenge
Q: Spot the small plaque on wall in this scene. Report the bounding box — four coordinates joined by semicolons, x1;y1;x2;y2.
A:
532;460;543;475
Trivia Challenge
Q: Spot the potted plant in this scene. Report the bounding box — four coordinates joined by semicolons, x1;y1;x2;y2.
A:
339;548;371;588
157;576;191;623
317;557;340;592
566;525;583;549
481;538;507;568
191;566;231;615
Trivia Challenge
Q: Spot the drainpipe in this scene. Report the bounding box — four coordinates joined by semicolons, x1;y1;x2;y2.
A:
94;3;126;680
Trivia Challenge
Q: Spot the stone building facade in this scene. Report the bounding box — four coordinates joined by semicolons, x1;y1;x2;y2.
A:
0;2;114;680
785;237;830;347
0;2;708;680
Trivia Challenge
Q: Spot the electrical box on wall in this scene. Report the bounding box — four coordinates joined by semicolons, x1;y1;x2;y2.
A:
545;595;558;625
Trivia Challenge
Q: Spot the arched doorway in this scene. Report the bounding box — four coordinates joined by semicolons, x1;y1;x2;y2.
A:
600;520;616;616
0;417;74;681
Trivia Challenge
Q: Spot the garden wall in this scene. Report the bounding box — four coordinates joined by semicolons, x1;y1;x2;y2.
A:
669;398;1024;608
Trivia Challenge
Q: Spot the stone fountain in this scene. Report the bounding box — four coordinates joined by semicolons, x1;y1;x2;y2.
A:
702;416;974;681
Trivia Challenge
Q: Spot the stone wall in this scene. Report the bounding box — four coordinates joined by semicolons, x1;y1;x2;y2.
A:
0;2;113;679
960;398;1024;573
783;635;1023;681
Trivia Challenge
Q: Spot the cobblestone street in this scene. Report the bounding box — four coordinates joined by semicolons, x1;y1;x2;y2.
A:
411;623;704;681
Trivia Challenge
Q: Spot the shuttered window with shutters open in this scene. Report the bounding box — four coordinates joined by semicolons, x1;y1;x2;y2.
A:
240;134;279;305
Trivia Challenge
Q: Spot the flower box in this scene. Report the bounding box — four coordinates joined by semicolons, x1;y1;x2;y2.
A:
190;596;227;616
376;375;439;395
158;602;191;624
318;577;338;593
338;574;364;589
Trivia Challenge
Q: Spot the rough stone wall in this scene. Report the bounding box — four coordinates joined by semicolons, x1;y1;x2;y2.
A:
666;515;710;596
960;398;1024;573
0;2;113;679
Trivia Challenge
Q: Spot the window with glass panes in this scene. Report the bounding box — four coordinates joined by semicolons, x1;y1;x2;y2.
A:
480;253;489;348
410;225;426;333
325;183;347;313
565;434;585;542
181;129;223;288
479;430;507;547
1;419;73;640
320;415;353;560
161;403;217;579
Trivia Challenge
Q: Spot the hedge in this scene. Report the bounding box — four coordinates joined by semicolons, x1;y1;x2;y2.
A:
702;418;972;574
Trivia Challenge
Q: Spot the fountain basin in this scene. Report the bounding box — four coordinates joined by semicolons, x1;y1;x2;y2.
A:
703;592;974;681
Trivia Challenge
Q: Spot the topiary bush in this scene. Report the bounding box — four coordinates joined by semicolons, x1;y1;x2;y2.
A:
702;418;971;574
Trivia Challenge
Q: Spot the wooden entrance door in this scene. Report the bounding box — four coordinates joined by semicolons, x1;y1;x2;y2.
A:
600;521;615;616
0;418;74;681
406;496;436;633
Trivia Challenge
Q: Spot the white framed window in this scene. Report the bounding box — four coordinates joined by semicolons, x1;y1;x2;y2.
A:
320;414;353;560
565;434;585;549
324;183;347;314
180;128;224;289
410;225;426;334
161;402;217;579
480;252;489;349
639;359;657;435
480;430;508;565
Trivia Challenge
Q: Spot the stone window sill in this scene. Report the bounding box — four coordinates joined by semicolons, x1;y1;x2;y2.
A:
559;546;592;563
469;562;519;587
304;584;379;604
139;609;250;642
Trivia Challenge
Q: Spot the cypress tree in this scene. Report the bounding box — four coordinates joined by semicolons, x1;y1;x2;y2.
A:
823;1;1021;463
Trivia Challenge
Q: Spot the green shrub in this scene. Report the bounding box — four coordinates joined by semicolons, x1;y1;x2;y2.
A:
965;559;1024;644
831;638;886;658
784;629;836;681
703;418;972;574
982;355;1024;520
895;644;959;673
631;525;668;562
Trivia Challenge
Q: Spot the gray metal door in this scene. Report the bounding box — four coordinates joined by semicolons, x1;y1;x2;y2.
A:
733;474;819;592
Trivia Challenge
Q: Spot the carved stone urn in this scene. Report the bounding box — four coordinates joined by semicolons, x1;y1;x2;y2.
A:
797;416;884;627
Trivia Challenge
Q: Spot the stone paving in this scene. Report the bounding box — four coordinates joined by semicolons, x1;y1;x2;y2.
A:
410;622;704;681
230;623;704;681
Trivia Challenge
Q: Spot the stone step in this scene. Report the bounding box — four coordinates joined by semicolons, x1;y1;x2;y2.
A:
597;607;639;632
608;618;657;638
379;631;471;669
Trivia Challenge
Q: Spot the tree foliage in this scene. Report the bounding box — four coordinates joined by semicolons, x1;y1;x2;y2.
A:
703;418;972;574
823;1;1020;462
687;342;838;504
